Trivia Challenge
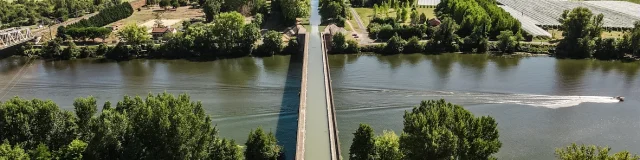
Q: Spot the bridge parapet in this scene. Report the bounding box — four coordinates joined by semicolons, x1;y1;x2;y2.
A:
0;28;34;50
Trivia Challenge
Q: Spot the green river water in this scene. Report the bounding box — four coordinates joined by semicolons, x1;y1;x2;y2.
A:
1;53;639;159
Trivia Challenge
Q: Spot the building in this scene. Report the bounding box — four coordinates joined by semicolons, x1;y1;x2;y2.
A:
151;27;177;40
428;18;441;26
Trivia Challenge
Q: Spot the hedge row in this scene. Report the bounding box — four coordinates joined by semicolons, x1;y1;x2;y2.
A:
68;2;134;28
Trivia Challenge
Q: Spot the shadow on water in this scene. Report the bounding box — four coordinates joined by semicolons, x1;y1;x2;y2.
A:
275;53;302;160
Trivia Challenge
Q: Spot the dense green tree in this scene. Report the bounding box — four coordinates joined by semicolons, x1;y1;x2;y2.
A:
68;2;134;28
117;23;151;46
0;97;78;150
320;0;349;22
419;13;428;24
461;25;489;53
629;21;640;56
160;0;171;9
259;31;284;56
346;40;360;54
212;12;250;55
171;0;180;8
400;99;501;159
56;139;87;160
61;41;81;60
30;144;52;160
245;127;283;160
427;16;459;53
384;33;406;54
332;32;348;54
403;36;423;53
43;38;63;59
0;141;29;160
497;30;517;54
593;38;621;60
279;0;310;22
349;124;377;160
73;96;98;141
209;139;244;160
410;9;419;25
375;131;403;160
241;23;261;55
283;37;300;55
556;143;640;160
556;7;604;59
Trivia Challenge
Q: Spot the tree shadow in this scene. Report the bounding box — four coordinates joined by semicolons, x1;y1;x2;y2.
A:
275;52;302;160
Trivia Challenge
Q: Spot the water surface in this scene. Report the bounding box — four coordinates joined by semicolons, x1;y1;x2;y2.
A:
329;53;640;159
0;56;301;159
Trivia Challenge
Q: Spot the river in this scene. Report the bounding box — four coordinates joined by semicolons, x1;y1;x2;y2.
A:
329;53;640;159
2;53;640;159
0;55;302;159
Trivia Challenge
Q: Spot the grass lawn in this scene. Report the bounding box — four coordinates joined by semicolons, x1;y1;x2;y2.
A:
548;29;626;40
353;7;435;27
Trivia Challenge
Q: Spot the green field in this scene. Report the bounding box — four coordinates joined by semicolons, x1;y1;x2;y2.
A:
353;7;435;27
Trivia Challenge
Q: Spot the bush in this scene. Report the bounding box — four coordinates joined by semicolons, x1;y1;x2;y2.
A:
257;31;284;56
403;36;423;53
496;30;517;54
361;44;386;53
331;33;348;54
283;37;300;55
383;34;406;54
345;40;360;54
68;3;133;28
61;41;81;60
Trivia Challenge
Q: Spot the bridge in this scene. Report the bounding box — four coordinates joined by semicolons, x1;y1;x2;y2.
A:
0;28;37;50
295;0;341;159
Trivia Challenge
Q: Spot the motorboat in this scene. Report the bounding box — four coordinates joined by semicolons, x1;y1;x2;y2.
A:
614;96;625;102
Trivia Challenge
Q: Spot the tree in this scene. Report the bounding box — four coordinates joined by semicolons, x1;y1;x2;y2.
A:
56;139;87;160
259;31;284;56
403;36;423;53
61;41;81;60
556;143;640;160
400;99;501;159
73;96;98;141
428;17;459;53
212;12;247;56
383;33;406;54
43;38;63;59
171;0;179;8
117;23;151;46
556;7;604;59
410;9;419;25
629;21;640;56
159;0;170;9
279;0;310;22
245;127;283;160
332;32;348;54
375;131;403;160
0;142;29;160
346;40;360;53
0;97;78;150
350;124;377;160
497;30;517;54
419;13;427;24
30;144;53;160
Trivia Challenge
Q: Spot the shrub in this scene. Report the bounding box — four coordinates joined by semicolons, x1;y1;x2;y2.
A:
403;36;423;53
345;40;360;54
361;44;386;53
257;31;283;56
496;30;517;54
383;34;406;54
283;37;300;55
61;41;81;60
331;32;348;54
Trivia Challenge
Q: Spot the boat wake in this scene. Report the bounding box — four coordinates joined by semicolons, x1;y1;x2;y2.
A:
339;87;620;109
